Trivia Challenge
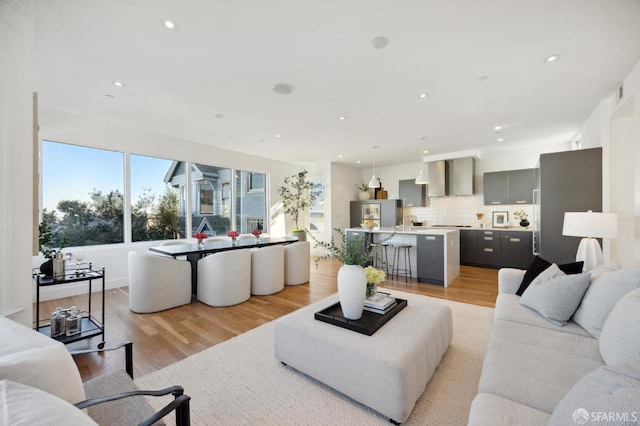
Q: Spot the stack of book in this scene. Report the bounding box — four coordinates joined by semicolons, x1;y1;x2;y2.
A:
363;292;397;314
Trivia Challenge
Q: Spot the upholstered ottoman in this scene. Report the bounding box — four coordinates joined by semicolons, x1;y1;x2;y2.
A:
274;290;453;424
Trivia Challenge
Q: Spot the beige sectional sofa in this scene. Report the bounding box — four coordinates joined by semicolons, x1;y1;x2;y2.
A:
468;265;640;425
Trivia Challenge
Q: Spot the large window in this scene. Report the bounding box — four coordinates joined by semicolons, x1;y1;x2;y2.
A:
42;141;125;246
41;142;268;246
235;170;267;234
190;163;232;237
130;155;182;242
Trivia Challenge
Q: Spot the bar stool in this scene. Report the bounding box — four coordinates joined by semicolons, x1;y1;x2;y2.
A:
391;243;412;282
371;242;390;275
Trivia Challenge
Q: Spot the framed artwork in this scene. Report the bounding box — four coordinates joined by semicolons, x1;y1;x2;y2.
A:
492;211;509;228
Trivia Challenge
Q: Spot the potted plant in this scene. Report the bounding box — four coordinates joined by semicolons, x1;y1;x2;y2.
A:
278;170;319;242
310;228;382;319
356;180;371;200
38;221;68;276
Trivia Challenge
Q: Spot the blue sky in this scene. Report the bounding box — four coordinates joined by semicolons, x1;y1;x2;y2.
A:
42;141;172;212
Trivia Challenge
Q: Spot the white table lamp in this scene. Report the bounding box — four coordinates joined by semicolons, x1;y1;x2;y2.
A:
562;211;617;271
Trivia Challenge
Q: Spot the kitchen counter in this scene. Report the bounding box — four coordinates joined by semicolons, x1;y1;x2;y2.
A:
345;227;460;287
349;226;532;233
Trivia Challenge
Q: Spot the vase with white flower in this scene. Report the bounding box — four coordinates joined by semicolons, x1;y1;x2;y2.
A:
310;228;385;319
364;266;386;299
513;210;530;227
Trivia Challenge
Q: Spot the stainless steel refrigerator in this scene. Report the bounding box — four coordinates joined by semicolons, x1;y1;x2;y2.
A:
533;147;602;264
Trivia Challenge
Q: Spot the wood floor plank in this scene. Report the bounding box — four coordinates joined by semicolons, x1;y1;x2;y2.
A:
35;258;498;382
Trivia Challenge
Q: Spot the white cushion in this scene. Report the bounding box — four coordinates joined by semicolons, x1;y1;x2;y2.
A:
599;288;640;365
573;268;640;338
0;380;97;425
548;361;640;426
519;269;591;326
0;316;85;404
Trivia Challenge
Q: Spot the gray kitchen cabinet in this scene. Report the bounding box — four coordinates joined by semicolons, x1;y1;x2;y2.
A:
501;231;533;269
507;169;535;204
459;229;477;264
428;161;448;197
417;234;445;285
399;179;427;207
483;171;508;205
350;200;402;228
483;168;535;205
475;230;501;267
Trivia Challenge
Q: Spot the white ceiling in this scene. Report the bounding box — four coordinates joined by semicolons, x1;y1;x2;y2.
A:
34;0;640;168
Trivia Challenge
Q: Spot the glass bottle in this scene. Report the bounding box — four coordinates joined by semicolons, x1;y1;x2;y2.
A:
66;306;81;336
50;307;66;338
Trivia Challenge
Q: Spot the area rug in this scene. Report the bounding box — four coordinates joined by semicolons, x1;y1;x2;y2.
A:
135;296;494;425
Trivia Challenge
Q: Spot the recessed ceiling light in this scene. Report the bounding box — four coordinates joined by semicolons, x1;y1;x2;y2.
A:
478;75;489;82
494;125;502;131
371;36;389;49
105;94;114;98
214;114;225;119
357;160;361;164
339;116;347;120
273;83;294;95
544;54;561;63
423;150;429;154
338;154;343;158
162;19;178;30
112;80;124;87
418;93;429;99
275;134;281;138
497;138;504;142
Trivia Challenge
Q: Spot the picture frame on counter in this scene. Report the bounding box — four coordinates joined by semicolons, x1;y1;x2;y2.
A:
492;211;509;228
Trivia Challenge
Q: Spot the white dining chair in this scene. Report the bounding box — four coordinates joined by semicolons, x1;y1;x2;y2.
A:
284;241;311;285
250;245;285;295
197;249;251;307
128;252;192;313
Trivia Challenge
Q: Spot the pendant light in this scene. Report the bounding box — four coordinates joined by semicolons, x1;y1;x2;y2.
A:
368;146;380;188
415;139;429;184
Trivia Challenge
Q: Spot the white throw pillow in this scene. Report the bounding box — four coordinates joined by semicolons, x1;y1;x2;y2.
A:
520;270;591;326
573;268;640;338
0;316;85;404
548;361;640;426
599;288;640;365
0;380;97;425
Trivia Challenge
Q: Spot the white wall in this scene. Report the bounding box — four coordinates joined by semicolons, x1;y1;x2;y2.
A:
0;0;35;326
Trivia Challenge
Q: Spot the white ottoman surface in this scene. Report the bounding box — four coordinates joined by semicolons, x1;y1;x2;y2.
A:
274;290;453;424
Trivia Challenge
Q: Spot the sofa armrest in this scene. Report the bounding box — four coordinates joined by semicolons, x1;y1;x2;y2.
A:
498;268;526;294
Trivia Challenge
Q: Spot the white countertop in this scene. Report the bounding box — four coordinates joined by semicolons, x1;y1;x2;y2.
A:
348;226;532;234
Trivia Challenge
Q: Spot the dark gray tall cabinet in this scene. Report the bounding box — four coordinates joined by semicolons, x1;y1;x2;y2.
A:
538;148;602;264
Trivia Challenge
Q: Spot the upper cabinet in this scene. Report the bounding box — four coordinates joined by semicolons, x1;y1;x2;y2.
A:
483;168;535;205
507;169;535;204
399;179;427;207
483;171;509;205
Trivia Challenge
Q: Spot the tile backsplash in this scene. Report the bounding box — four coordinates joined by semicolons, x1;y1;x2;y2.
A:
406;195;534;228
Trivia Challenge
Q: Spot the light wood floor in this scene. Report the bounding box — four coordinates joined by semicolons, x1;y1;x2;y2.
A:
37;259;498;382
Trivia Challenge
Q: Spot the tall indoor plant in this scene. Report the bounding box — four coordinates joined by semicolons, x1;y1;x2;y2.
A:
278;170;319;241
311;228;379;319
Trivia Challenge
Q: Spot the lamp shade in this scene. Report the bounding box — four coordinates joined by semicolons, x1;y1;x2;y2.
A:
562;211;618;238
368;176;380;188
415;168;428;184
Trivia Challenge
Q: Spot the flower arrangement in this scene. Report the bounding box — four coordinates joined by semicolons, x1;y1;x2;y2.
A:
251;229;263;237
310;228;387;268
513;210;528;220
227;230;239;238
356;180;369;192
193;232;208;240
364;266;386;284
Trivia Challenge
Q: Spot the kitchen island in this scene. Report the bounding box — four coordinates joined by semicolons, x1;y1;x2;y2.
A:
345;227;460;286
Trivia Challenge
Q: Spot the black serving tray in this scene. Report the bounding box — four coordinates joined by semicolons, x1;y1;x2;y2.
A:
314;298;407;336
